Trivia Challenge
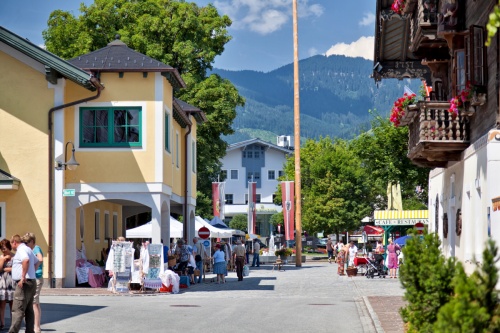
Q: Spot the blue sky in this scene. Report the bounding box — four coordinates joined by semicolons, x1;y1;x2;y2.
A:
0;0;376;72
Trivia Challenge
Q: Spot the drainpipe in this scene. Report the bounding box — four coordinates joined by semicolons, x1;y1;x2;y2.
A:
183;114;192;242
47;77;103;288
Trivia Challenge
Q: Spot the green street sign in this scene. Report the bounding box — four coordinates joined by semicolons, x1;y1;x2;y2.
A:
62;189;75;197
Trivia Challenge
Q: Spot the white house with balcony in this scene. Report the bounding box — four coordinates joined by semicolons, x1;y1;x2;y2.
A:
220;138;293;236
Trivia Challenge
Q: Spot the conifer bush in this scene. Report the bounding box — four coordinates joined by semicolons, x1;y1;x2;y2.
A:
399;232;456;333
433;239;500;332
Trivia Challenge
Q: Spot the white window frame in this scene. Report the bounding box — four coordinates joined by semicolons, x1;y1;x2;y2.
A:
230;170;238;180
268;170;275;180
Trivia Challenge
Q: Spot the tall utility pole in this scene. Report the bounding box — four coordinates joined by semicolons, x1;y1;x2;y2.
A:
292;0;302;267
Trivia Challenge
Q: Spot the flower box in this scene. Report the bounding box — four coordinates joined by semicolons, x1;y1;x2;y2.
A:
399;104;419;126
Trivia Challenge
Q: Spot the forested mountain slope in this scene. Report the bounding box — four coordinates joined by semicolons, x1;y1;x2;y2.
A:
212;55;420;144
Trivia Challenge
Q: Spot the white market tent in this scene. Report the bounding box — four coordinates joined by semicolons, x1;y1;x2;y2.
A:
195;216;233;238
126;216;183;239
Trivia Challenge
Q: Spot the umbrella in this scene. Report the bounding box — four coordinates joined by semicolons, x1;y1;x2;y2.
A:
394;235;411;246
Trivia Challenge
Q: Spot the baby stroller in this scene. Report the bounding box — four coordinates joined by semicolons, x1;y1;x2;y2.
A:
365;254;387;279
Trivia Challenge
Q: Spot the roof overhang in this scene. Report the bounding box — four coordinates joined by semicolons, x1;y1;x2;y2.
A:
373;1;430;82
0;169;20;190
0;26;96;91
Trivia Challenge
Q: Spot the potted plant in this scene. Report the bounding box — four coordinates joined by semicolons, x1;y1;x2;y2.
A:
390;93;417;127
275;247;293;260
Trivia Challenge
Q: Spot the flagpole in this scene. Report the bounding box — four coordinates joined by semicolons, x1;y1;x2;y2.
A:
292;0;302;267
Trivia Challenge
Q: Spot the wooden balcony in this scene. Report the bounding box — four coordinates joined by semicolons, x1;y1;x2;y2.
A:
409;0;448;54
406;101;471;168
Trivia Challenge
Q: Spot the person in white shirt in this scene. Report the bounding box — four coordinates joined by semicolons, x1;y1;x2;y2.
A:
9;234;38;333
348;241;358;267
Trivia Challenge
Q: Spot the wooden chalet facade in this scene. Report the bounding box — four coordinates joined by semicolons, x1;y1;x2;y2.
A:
374;0;500;269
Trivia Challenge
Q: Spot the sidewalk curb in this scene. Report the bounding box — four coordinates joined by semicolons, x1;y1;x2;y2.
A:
363;296;385;333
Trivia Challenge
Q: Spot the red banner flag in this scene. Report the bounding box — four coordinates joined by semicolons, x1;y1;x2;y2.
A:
248;182;257;234
212;182;220;217
281;181;295;241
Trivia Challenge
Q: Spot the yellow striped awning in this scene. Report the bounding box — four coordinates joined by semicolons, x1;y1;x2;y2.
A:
374;210;428;226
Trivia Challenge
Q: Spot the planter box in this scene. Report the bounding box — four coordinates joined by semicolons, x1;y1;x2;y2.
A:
289;255;306;263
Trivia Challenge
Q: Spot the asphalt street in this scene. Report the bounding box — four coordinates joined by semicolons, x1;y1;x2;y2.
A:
11;260;405;333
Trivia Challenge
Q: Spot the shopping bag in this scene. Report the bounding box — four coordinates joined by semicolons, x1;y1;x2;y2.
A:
243;265;249;276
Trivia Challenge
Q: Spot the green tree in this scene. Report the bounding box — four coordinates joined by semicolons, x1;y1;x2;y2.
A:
42;0;244;217
399;232;456;333
487;1;500;46
351;112;429;210
433;240;500;332
282;137;372;237
229;214;247;232
269;212;284;227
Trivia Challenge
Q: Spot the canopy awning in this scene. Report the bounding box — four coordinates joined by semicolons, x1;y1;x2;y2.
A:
363;225;384;235
126;216;183;238
195;216;234;238
374;210;428;226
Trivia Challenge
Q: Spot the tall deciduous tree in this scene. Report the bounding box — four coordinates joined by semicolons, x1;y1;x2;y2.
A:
42;0;244;217
282;137;372;236
351;112;429;210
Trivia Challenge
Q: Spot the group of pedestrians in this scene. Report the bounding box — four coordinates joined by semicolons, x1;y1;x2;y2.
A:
0;233;43;333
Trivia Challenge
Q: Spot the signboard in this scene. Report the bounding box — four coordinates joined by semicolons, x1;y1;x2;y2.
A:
203;240;210;247
375;219;428;226
198;227;210;239
62;189;75;197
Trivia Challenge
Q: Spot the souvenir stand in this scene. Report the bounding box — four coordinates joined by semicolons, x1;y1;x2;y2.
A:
142;243;165;290
108;241;134;293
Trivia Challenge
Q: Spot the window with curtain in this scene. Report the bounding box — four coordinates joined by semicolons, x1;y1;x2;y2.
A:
80;107;141;147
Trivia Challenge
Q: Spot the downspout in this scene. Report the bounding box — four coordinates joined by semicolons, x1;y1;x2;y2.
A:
183;113;192;242
47;77;103;287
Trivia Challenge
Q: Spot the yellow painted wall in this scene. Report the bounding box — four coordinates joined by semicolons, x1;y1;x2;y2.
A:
76;201;123;263
64;74;157;183
0;51;57;277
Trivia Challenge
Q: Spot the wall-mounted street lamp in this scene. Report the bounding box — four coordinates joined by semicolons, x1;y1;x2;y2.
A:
55;141;79;170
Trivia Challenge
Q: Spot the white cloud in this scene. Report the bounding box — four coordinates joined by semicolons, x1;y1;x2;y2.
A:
308;47;318;57
324;36;374;61
214;0;323;35
359;12;375;26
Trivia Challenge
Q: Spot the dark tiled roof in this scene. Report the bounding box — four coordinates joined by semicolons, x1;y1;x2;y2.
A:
68;37;185;90
227;138;294;154
0;26;96;91
173;98;207;123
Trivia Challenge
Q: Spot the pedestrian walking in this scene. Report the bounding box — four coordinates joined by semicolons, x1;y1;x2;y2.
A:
9;234;38;333
213;244;226;284
251;239;260;267
327;238;334;264
193;237;207;284
24;233;43;333
232;240;246;281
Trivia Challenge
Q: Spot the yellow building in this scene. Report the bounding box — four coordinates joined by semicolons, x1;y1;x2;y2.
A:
0;27;205;287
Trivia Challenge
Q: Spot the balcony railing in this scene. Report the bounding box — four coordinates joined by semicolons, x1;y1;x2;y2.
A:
406;101;471;167
409;0;442;53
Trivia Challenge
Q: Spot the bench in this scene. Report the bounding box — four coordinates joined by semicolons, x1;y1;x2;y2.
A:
272;259;285;272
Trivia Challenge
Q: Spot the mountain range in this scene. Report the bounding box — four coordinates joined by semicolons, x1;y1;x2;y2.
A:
212;55;421;145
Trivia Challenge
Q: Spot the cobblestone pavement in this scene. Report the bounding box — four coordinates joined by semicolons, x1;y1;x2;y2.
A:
38;259;406;332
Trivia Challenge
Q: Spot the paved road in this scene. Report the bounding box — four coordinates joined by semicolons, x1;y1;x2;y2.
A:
12;260;405;332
